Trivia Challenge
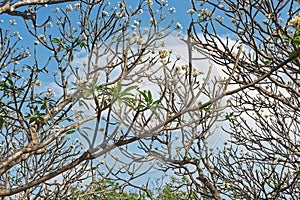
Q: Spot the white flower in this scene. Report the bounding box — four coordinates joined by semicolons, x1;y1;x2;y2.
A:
159;49;169;59
216;15;224;23
137;9;143;14
39;35;46;41
288;15;300;27
47;88;53;93
135;37;145;45
47;22;53;28
14;61;19;65
158;32;164;37
115;155;120;160
53;7;60;13
74;3;81;11
150;18;156;25
35;81;41;86
181;64;188;70
176;22;182;29
187;9;196;14
203;9;211;16
133;20;140;26
265;13;273;19
147;0;153;6
34;40;39;45
82;33;87;40
9;19;16;26
169;7;176;14
102;10;109;17
231;17;237;24
66;4;73;11
143;28;149;34
118;2;126;10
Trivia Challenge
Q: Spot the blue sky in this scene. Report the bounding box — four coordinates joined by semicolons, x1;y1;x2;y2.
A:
0;0;230;194
0;0;228;149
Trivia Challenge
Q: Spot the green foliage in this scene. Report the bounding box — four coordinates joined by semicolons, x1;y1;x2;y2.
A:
69;178;145;200
51;37;87;61
50;37;66;49
135;89;167;116
51;37;87;51
225;112;235;122
69;176;198;200
97;82;138;107
200;103;213;112
0;117;3;129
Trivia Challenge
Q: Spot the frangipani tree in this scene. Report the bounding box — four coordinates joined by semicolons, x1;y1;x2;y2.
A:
0;0;235;199
161;0;300;199
3;0;297;199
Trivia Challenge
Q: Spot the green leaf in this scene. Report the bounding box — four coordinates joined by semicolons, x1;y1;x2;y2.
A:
0;118;3;129
70;53;74;61
82;126;93;131
289;49;299;58
203;104;212;111
148;90;153;104
50;38;60;43
262;21;269;26
123;85;138;94
263;60;272;65
138;90;149;102
135;105;145;110
117;82;122;92
294;170;300;177
8;79;13;87
152;99;161;105
151;109;160;118
225;112;235;122
117;98;122;105
66;129;76;134
84;89;93;98
292;36;300;46
92;77;98;86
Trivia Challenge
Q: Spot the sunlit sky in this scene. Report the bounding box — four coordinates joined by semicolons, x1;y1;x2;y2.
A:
0;0;229;190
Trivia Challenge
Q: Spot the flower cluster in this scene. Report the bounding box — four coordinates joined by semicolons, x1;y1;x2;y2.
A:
175;64;205;76
169;7;176;14
135;37;145;45
66;4;73;11
147;0;153;6
159;49;169;59
288;15;300;28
